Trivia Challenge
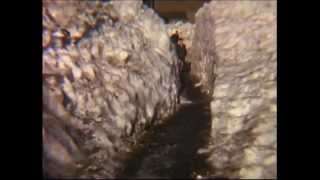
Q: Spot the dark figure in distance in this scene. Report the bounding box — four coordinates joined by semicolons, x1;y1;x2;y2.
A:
170;31;191;104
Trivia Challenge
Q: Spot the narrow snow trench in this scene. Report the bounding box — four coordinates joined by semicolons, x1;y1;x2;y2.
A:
117;72;214;178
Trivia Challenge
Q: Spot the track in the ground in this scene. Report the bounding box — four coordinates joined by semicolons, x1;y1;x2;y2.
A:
117;74;214;179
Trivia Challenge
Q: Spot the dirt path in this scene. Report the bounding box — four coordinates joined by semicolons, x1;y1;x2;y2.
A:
117;75;213;178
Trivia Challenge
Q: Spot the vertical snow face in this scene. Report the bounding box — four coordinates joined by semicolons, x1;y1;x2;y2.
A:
189;1;276;179
43;0;179;178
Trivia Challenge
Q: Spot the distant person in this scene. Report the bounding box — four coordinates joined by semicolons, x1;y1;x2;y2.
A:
170;32;191;105
170;31;180;45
